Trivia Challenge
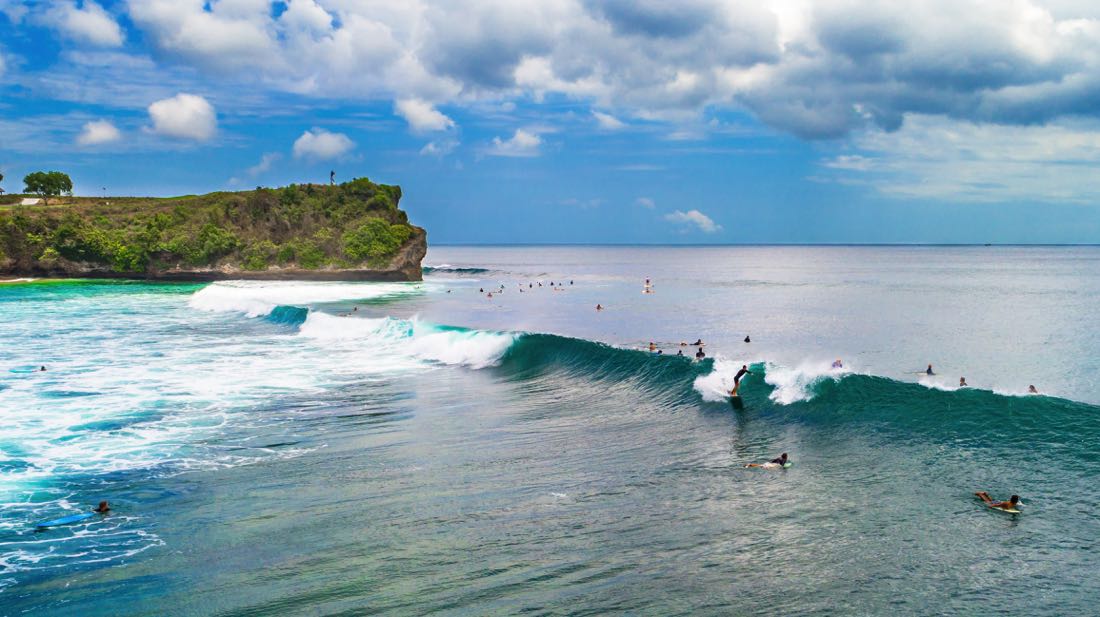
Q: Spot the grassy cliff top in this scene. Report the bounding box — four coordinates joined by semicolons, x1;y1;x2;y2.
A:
0;178;424;276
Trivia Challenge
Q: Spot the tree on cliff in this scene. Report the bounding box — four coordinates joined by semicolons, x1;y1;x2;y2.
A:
23;171;73;205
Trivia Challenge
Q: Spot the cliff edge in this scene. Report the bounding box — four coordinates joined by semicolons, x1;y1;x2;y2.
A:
0;178;426;281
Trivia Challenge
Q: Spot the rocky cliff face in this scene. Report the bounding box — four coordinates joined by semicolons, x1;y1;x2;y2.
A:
0;179;427;281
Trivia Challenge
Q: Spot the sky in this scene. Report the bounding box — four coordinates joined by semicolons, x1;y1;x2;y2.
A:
3;1;1100;243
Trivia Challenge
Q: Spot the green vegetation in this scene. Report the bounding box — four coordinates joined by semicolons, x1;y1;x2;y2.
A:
0;177;422;275
23;171;73;205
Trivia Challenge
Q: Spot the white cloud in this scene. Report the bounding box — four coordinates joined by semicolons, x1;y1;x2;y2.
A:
665;209;721;233
636;197;655;209
293;128;355;160
823;155;874;171
0;1;28;23
127;0;282;72
247;152;280;176
488;129;541;157
420;139;458;157
824;114;1100;203
593;111;626;130
76;119;121;145
395;98;455;132
105;1;1100;143
50;1;123;47
147;93;216;141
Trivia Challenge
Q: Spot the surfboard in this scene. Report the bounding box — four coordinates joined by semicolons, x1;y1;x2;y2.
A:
986;505;1020;514
34;512;94;529
747;461;791;469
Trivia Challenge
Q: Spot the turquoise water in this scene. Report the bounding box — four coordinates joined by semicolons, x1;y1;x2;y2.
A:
1;247;1099;615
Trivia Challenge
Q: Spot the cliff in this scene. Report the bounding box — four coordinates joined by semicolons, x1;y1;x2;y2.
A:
0;178;426;281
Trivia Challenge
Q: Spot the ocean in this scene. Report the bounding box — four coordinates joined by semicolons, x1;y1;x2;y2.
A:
1;246;1099;616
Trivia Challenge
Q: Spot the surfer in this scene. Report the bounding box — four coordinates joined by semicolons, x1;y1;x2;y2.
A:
745;453;788;468
596;304;603;311
975;492;1020;512
926;364;935;375
832;359;843;369
648;342;657;352
731;364;753;396
1028;385;1039;394
695;347;706;360
677;349;684;356
692;338;703;346
959;377;968;387
744;335;751;343
39;365;46;371
95;501;110;513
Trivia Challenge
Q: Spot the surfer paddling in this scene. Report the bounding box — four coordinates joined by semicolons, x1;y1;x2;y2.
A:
745;453;789;469
975;492;1020;512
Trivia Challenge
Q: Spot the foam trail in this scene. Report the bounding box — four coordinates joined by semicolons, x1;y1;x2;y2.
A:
189;281;422;317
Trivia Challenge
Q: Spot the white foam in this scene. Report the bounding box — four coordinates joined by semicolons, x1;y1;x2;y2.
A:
764;360;852;405
693;356;754;402
188;280;421;317
693;357;852;405
298;313;517;370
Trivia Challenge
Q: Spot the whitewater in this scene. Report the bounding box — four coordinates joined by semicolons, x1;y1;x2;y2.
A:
3;245;1100;616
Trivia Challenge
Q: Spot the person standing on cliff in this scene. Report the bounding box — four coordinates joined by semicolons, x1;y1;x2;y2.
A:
330;170;335;185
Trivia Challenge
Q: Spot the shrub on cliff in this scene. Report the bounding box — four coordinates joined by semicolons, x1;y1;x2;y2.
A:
0;176;421;275
343;219;412;267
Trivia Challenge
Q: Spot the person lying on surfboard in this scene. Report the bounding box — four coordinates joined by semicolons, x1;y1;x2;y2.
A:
745;453;788;468
975;492;1020;512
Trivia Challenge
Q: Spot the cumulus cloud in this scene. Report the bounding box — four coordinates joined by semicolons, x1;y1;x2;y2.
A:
395;98;455;132
52;0;1100;155
665;209;721;233
593;110;626;130
76;119;121;145
49;1;123;47
147;93;216;140
487;129;542;157
293;128;355;160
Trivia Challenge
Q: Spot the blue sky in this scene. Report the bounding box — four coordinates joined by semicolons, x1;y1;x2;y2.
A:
3;1;1100;243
